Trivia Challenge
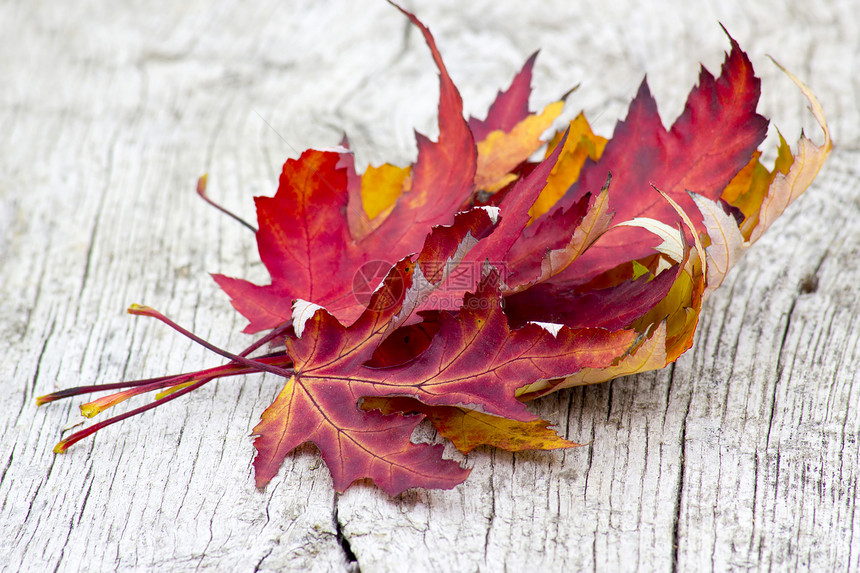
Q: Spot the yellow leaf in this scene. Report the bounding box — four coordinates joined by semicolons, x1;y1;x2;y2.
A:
361;397;579;453
360;163;410;220
475;100;566;192
631;260;651;280
530;113;608;219
747;63;832;243
428;407;580;454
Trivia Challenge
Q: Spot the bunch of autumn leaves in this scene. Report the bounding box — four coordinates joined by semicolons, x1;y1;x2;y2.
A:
39;7;830;495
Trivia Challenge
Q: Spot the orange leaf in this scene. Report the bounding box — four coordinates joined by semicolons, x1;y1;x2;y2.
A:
475;100;565;192
530;113;608;219
362;397;581;454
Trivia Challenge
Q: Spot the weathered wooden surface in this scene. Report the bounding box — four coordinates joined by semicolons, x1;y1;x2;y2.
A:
2;1;858;571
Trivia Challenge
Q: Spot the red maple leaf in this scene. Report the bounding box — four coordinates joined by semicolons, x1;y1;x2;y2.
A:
468;51;539;142
538;31;768;287
213;4;477;333
37;3;830;497
252;258;636;494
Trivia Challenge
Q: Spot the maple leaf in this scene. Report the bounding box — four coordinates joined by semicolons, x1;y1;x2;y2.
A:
474;101;565;192
535;30;768;288
213;4;477;333
406;128;584;313
37;3;831;497
468;52;539;141
512;190;710;398
697;60;832;296
467;51;570;193
410;131;614;316
253;261;636;493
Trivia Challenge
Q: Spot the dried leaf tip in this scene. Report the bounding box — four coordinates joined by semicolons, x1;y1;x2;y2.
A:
766;55;832;148
127;303;155;316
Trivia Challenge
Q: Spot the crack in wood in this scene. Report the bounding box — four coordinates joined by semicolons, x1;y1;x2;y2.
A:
253;545;275;573
333;496;360;573
670;365;689;573
483;454;496;565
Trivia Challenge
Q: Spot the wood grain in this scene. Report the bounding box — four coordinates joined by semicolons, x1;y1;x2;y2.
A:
1;1;858;571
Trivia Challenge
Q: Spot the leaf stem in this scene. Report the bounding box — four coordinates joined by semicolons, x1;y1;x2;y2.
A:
196;174;258;233
127;305;296;379
54;377;213;453
236;321;294;358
